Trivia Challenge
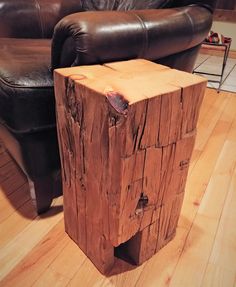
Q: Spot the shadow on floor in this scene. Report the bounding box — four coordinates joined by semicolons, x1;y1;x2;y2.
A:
0;147;62;220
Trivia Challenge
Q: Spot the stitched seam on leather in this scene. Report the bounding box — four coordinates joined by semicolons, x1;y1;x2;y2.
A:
34;0;44;38
159;0;172;8
0;121;56;135
182;9;194;47
131;12;149;58
0;77;53;89
113;0;119;10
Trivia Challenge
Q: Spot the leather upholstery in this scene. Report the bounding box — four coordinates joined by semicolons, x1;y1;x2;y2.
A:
0;0;217;181
0;0;216;38
52;6;212;69
172;0;217;13
0;0;216;134
0;0;83;38
0;38;53;132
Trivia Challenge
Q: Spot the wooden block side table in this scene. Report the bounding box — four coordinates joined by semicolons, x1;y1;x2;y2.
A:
54;59;207;274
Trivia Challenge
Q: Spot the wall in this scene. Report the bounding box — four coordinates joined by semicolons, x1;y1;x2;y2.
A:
211;21;236;50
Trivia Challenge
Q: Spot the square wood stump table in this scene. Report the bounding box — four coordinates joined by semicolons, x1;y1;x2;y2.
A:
54;59;207;274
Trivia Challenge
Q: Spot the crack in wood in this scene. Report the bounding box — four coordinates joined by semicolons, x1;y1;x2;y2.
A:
138;100;148;150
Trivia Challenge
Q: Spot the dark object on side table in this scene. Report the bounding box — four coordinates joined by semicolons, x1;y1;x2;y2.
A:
0;0;217;214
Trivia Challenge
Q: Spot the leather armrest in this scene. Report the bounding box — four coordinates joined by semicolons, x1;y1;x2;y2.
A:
51;6;213;69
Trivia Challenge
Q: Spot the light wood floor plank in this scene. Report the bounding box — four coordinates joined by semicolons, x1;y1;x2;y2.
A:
0;183;31;223
200;161;236;286
32;239;86;287
195;92;229;151
1;219;68;287
183;93;236;217
197;89;218;125
0;161;26;196
207;166;236;274
135;112;236;287
0;197;63;280
168;139;236;287
134;227;188;287
200;263;235;287
101;259;146;287
67;259;106;287
0;200;36;249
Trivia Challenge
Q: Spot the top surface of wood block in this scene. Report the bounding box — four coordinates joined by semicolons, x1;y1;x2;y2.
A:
54;59;207;106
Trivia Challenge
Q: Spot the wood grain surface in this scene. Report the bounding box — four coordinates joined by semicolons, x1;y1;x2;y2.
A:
54;60;206;273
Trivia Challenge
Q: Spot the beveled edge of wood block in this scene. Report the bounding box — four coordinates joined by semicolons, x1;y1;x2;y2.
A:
162;69;208;88
54;64;115;80
54;59;207;110
104;59;169;73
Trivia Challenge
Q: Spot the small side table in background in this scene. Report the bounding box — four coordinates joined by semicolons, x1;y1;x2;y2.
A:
194;39;232;93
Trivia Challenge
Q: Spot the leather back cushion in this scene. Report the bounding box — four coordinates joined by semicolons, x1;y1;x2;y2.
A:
0;0;216;38
0;0;83;38
170;0;217;12
81;0;173;11
81;0;217;11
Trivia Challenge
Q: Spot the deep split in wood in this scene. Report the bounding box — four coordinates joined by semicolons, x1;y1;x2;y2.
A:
54;59;207;274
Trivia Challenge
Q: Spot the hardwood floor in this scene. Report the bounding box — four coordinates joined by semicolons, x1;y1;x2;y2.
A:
0;88;236;287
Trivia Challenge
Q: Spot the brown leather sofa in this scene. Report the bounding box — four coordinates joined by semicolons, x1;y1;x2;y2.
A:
0;0;217;214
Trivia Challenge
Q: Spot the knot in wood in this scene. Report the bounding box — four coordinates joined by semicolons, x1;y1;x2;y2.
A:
106;90;129;115
179;159;190;170
135;193;149;215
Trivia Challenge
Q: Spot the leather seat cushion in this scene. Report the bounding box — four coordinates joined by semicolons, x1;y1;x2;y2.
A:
0;38;55;133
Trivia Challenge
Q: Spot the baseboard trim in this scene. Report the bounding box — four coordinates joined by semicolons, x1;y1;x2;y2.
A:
200;46;236;59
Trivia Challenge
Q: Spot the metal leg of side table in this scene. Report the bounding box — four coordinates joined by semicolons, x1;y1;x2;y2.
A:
217;44;229;93
193;41;232;93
